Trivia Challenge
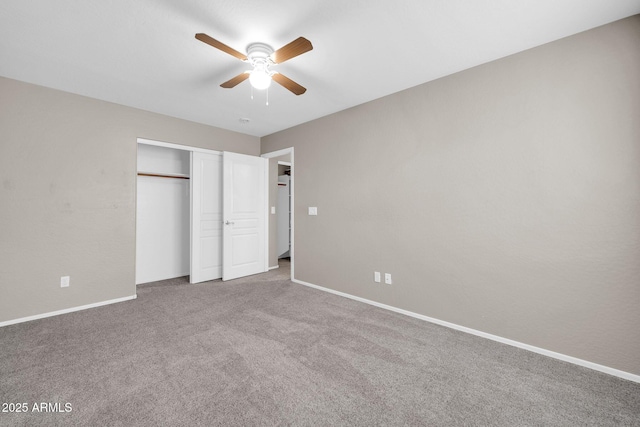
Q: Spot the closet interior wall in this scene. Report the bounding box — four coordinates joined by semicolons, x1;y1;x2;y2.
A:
136;144;190;284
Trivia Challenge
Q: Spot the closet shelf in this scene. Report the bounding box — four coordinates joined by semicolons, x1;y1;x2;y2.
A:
137;172;189;180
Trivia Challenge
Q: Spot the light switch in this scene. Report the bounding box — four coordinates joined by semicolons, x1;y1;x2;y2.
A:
374;272;381;283
271;206;276;214
384;273;392;285
308;207;318;216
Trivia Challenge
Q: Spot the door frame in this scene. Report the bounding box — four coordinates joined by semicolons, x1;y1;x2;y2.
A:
261;147;295;280
138;138;222;155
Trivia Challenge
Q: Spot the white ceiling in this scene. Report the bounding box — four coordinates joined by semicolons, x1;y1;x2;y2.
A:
1;1;639;137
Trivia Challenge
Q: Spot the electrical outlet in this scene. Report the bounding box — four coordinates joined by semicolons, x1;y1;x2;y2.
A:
384;273;392;285
374;271;381;283
60;276;70;288
308;207;318;216
271;206;276;214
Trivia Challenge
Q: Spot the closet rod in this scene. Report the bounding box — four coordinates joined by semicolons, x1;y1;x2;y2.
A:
137;173;189;180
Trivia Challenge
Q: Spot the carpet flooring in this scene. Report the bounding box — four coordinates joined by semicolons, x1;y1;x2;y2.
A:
1;260;639;426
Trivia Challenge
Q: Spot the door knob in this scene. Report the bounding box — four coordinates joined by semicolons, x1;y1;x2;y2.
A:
224;220;235;225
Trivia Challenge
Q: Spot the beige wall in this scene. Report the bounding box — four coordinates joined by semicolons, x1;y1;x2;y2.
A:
0;77;259;322
261;16;640;375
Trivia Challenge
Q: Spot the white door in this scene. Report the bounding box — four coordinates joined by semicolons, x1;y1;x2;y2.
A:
190;152;223;283
222;151;268;281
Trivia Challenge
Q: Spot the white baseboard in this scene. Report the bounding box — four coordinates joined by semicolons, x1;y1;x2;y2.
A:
268;265;280;270
0;294;138;328
292;278;640;384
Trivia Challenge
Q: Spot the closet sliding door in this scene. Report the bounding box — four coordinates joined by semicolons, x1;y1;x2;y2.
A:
190;152;223;283
221;152;267;281
192;151;267;282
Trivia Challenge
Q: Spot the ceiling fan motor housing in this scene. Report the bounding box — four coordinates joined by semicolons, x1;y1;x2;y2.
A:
246;43;274;66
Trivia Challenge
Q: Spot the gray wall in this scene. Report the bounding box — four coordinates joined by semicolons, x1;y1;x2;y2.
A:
261;16;640;375
0;77;259;322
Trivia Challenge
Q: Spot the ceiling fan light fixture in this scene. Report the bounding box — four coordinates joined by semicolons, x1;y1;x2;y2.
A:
249;67;272;90
246;43;274;91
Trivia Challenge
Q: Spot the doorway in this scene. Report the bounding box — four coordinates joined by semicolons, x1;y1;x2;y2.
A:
261;147;295;280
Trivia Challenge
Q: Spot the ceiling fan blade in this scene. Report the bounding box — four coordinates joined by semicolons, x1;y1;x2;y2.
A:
195;33;247;61
271;37;313;64
272;73;307;95
220;72;250;88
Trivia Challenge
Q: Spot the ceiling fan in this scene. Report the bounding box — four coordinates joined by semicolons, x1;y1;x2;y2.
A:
195;33;313;95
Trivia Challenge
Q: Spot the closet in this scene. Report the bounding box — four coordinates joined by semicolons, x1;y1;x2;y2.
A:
136;144;190;284
136;140;267;285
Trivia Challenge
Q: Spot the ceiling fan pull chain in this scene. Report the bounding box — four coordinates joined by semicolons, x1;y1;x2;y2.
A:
266;87;269;106
251;85;254;100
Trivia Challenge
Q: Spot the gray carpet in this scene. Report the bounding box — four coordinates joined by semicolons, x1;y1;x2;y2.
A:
1;260;639;426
